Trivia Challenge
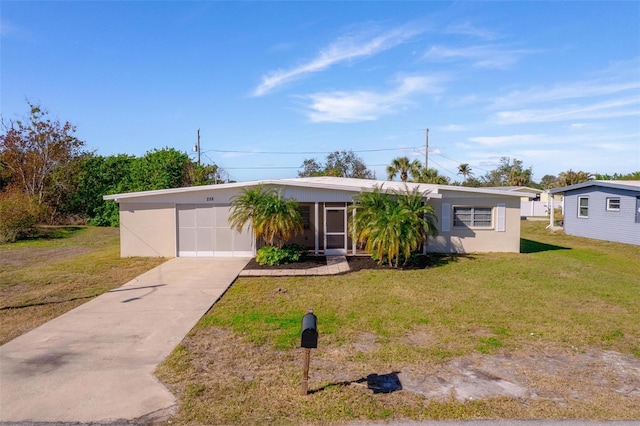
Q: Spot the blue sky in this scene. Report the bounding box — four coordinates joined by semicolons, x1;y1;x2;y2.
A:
2;1;639;183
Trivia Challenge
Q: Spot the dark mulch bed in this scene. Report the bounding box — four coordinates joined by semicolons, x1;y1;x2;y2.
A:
244;254;451;272
346;255;448;271
244;256;328;270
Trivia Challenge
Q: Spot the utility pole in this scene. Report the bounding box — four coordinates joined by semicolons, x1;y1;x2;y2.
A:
425;128;429;170
196;129;201;165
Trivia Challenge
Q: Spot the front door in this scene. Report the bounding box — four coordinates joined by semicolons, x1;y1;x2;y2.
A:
324;207;347;255
636;196;640;224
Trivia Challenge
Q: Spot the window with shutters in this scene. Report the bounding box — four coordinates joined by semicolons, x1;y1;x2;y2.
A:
453;207;493;228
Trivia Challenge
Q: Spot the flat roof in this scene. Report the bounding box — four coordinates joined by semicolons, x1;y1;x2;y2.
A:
103;176;534;201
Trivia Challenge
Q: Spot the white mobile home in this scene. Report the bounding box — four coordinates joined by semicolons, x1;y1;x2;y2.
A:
103;177;532;257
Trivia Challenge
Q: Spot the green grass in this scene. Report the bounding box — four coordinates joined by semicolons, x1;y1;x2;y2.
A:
157;221;640;424
198;224;639;358
0;226;166;344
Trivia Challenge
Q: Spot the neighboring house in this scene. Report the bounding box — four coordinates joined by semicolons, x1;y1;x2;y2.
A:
488;186;547;217
103;176;533;257
549;180;640;246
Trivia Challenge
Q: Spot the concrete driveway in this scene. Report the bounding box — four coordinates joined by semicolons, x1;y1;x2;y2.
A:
0;257;250;423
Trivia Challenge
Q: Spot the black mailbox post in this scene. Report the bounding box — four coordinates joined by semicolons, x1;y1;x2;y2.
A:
300;308;317;395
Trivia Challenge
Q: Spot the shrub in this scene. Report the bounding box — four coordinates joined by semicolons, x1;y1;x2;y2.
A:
0;191;40;243
256;244;307;266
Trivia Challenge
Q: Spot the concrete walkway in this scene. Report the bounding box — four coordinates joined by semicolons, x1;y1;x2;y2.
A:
0;257;250;423
239;255;350;276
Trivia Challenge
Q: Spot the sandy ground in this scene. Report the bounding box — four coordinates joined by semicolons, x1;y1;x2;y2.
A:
165;327;640;421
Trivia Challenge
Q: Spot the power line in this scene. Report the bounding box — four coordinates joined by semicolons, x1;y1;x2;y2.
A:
435;152;491;174
428;158;459;179
204;146;422;155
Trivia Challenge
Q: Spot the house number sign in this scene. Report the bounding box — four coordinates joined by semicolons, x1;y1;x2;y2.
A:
206;197;215;202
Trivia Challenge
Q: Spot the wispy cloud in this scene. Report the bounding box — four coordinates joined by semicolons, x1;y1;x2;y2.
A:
468;134;546;146
424;44;535;69
495;97;640;124
444;22;498;40
302;75;443;123
253;24;424;96
491;81;640;109
488;59;640;125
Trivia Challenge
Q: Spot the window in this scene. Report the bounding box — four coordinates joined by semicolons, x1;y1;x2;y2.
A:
606;197;620;211
300;205;311;230
578;197;589;218
453;207;493;228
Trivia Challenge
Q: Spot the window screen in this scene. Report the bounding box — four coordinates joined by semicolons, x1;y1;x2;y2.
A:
606;198;620;211
453;207;493;228
578;197;589;218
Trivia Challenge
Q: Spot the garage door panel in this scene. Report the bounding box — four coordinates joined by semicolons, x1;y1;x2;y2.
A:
196;228;214;252
176;204;253;257
177;204;196;227
196;206;214;227
234;228;253;247
215;228;233;251
215;206;229;227
178;228;197;256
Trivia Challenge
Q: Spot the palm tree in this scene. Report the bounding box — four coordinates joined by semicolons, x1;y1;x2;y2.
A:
255;190;303;247
229;185;303;247
413;167;450;184
457;163;473;182
557;170;593;187
229;184;272;236
387;156;422;182
350;185;438;267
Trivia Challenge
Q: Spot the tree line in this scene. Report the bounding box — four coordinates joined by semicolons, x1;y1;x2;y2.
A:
2;102;637;242
0;103;220;241
300;151;639;190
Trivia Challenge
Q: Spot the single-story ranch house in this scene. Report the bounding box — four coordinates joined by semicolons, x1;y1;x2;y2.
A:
103;176;534;257
549;180;640;246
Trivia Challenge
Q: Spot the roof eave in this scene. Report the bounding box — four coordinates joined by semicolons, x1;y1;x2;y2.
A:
549;180;640;194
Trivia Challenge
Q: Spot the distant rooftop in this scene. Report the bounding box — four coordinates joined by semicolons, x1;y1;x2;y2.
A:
549;180;640;194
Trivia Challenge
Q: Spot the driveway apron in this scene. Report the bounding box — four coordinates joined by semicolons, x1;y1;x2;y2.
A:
0;257;250;423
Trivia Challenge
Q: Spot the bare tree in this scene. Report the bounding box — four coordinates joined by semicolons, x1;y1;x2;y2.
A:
0;102;85;206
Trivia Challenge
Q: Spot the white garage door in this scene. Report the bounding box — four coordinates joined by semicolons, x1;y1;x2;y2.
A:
177;204;253;257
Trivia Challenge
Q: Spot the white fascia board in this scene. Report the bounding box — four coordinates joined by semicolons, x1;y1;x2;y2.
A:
103;177;536;202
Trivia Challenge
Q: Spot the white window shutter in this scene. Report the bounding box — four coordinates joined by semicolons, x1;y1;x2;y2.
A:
442;203;451;232
497;203;506;232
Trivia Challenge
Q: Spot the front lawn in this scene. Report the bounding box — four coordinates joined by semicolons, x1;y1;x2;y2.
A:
0;226;166;344
157;221;640;424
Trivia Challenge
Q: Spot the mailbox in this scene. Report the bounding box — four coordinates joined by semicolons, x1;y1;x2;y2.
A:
301;310;318;349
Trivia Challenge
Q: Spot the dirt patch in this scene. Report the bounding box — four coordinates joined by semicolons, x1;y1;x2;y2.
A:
395;343;640;403
160;326;640;421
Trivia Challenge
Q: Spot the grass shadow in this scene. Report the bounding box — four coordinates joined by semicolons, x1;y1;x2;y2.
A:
0;294;97;310
29;226;86;241
520;238;570;254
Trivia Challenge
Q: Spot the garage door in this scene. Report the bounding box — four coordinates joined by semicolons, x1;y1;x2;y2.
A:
177;204;254;257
